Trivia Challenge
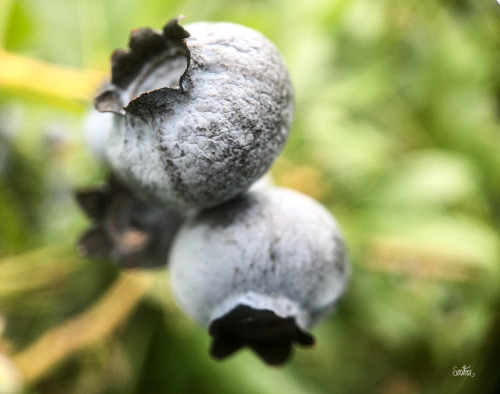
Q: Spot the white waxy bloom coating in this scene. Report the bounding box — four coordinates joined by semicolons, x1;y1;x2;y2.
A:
169;187;349;331
97;18;293;210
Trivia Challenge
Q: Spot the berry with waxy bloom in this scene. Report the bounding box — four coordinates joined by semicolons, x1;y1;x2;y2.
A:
96;17;294;210
168;187;349;365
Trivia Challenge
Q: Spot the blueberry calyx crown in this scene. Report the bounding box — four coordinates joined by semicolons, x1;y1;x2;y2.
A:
75;173;184;268
94;17;190;115
208;304;314;365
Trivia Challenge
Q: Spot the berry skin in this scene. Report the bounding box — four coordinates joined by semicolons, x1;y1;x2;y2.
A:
168;187;349;364
95;18;294;210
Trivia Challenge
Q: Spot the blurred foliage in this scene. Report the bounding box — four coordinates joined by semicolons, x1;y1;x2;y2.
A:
1;0;500;393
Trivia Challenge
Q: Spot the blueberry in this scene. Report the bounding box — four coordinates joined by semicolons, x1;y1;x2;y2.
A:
95;18;293;210
169;187;349;364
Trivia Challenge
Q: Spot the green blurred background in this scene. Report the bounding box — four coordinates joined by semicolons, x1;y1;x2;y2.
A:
1;0;500;393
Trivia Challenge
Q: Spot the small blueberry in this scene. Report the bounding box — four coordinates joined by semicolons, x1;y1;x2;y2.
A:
168;187;349;364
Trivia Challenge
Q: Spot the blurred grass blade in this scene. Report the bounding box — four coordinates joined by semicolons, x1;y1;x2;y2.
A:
0;246;84;302
12;270;155;383
0;50;104;103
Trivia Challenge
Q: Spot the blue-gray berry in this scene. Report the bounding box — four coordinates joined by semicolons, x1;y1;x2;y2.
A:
168;187;349;364
95;18;293;210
